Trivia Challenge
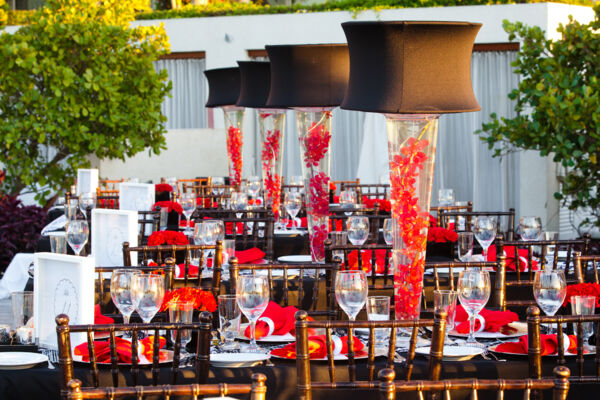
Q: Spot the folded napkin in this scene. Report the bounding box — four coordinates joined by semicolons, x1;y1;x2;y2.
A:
175;263;200;278
244;302;296;339
487;245;539;272
235;248;266;264
94;305;114;325
329;219;344;232
225;221;245;235
74;336;166;363
286;217;307;228
347;249;388;274
454;305;519;334
179;220;195;228
270;335;366;359
494;334;578;355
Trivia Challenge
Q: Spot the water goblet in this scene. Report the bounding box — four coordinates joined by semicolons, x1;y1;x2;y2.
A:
66;220;89;256
571;295;596;349
347;216;369;246
340;190;357;216
366;296;390;348
438;188;455;207
457;232;474;262
383;218;393;246
284;192;302;229
212;177;225;195
179;193;196;234
519;216;542;241
335;270;368;322
79;192;96;216
110;269;142;327
218;294;241;351
246;176;262;201
290;176;304;193
231;192;248;216
457;269;490;346
472;216;496;258
543;231;559;266
236;275;270;353
64;197;80;221
533;269;566;333
133;274;165;336
328;231;348;263
169;301;194;359
434;290;458;345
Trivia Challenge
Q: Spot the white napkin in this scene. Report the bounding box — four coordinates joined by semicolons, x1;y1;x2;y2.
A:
41;215;67;235
0;253;34;300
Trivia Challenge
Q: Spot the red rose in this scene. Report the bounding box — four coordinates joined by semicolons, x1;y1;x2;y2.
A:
563;283;600;307
155;183;173;193
147;230;189;246
427;227;458;243
160;288;217;312
152;201;183;214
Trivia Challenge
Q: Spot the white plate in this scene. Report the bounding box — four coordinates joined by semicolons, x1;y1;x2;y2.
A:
416;345;484;361
269;350;368;361
449;322;527;339
73;350;173;365
0;352;48;370
236;323;295;343
210;352;270;367
277;255;312;264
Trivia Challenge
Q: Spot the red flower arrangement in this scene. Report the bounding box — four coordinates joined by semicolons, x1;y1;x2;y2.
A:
429;214;438;227
308;172;330;217
310;224;329;261
160;287;217;312
563;283;600;307
155;183;173;193
226;125;243;187
261;128;282;218
147;230;189;246
427;227;458;243
329;182;337;192
301;121;331;168
152;201;183;214
248;198;263;206
362;197;392;213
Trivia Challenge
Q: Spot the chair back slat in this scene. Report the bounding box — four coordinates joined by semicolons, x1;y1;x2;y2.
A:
347;325;356;381
439;208;515;241
367;327;376;381
86;330;99;388
130;329;139;386
325;328;335;384
109;331;119;387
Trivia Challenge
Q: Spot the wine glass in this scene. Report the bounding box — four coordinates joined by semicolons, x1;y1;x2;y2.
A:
179;193;196;234
66;220;89;256
246;176;262;201
290;175;304;193
457;269;490;346
438;188;455;207
335;270;368;321
340;190;357;215
533;270;566;333
543;231;559;266
571;295;596;349
383;218;393;246
201;220;220;246
169;301;194;359
79;192;96;216
133;274;165;336
519;216;542;241
284;192;302;229
347;216;369;245
231;191;248;214
236;275;270;353
212;177;225;195
110;269;141;327
472;216;496;258
457;232;474;262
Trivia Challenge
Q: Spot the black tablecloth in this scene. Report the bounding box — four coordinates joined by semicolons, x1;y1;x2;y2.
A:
0;355;596;400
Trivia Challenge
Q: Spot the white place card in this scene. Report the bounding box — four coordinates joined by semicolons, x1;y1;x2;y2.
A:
92;209;138;267
76;169;99;195
119;182;155;212
33;253;95;350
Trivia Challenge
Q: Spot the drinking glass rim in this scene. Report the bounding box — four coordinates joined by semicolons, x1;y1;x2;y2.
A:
218;294;237;300
433;289;458;295
367;295;390;302
169;300;195;308
112;269;142;275
571;295;596;302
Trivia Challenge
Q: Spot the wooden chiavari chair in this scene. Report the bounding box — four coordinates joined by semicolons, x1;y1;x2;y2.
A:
294;309;447;400
55;312;213;398
96;187;120;209
99;178;125;191
122;242;223;296
438;208;516;240
494;236;590;311
430;201;473;227
342;183;390;201
65;373;267;400
137;210;161;245
527;306;600;384
378;366;570;400
332;179;360;195
228;258;340;319
178;177;210;194
574;253;600;283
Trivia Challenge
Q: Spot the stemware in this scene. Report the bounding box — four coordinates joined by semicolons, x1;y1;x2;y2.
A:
180;193;196;234
64;197;80;221
434;290;458;345
231;191;248;213
335;270;368;321
383;218;393;246
79;192;96;216
201;220;220;246
438;188;455;207
519;216;542;241
236;275;270;353
347;216;369;246
340;190;357;216
290;175;304;193
571;295;596;348
543;231;559;266
533;269;566;333
246;176;262;200
110;269;142;326
284;192;302;229
457;232;474;262
457;270;490;346
218;294;241;351
66;220;89;256
472;216;496;258
212;177;225;195
133;274;165;335
169;301;194;359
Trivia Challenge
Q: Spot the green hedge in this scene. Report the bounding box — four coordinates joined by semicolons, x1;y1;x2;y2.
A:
135;0;594;20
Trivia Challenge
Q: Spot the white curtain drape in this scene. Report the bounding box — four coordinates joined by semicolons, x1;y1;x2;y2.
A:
154;58;207;129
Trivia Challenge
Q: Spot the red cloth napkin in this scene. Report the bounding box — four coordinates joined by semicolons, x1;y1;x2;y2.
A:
175;263;200;278
94;305;114;325
179;220;195;228
270;335;366;359
74;336;166;363
286;217;307;228
454;305;519;334
347;249;388;274
487;245;539;272
495;334;578;355
243;302;296;339
235;248;266;264
328;219;344;232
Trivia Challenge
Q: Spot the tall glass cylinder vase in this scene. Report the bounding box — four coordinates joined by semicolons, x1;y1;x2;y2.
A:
386;114;439;320
296;108;332;263
258;111;286;219
223;108;245;188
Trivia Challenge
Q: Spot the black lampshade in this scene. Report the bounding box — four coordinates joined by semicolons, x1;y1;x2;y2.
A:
236;61;271;108
204;67;241;108
341;21;481;114
266;44;349;108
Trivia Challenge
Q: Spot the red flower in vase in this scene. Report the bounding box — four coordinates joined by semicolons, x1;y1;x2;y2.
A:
563;283;600;307
362;197;392;213
310;224;329;261
226;125;243;186
160;287;217;312
147;230;189;246
155;183;173;193
307;172;330;217
152;201;183;214
301;121;331;168
262;129;282;217
427;227;458;243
